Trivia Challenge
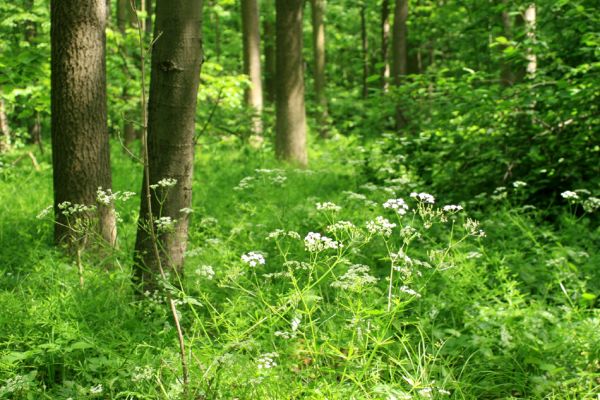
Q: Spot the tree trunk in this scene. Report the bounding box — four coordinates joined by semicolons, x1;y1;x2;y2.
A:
241;0;264;135
263;2;276;103
391;0;408;128
145;0;153;36
500;0;516;86
381;0;390;92
134;0;204;289
0;88;10;153
275;0;307;166
524;3;536;77
311;0;328;137
360;4;369;99
51;0;116;246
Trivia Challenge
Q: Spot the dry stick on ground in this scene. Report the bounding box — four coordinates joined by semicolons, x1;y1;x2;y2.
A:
130;0;190;389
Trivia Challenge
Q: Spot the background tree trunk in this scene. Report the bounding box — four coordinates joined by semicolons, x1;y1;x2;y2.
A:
134;0;204;289
0;88;10;153
391;0;408;128
241;0;264;135
311;0;328;137
263;2;276;103
500;0;516;86
524;3;536;77
360;4;369;99
51;0;116;246
275;0;307;166
381;0;390;92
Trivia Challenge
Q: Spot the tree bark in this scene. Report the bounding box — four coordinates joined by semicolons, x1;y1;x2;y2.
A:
275;0;307;166
263;2;276;103
381;0;391;92
311;0;328;137
134;0;204;289
524;3;536;77
51;0;116;246
241;0;264;134
500;0;516;86
0;88;10;153
360;4;369;99
391;0;408;128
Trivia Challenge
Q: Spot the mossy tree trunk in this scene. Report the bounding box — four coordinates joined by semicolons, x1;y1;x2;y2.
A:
134;0;204;290
275;0;307;166
51;0;116;246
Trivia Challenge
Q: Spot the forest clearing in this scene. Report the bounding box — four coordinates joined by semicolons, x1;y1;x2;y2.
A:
0;0;599;399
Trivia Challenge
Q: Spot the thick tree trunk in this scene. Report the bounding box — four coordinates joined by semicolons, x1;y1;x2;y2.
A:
51;0;116;246
391;0;408;128
241;0;264;134
381;0;390;92
311;0;328;137
524;3;536;77
134;0;204;289
275;0;307;166
360;4;369;99
263;3;276;103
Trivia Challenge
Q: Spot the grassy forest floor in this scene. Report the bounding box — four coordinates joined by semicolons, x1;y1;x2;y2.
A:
0;135;599;399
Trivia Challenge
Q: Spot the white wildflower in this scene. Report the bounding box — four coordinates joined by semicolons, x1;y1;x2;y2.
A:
89;384;103;394
241;251;265;267
195;265;215;280
179;207;194;214
316;202;342;212
234;176;255;191
366;216;396;237
132;366;154;382
326;220;356;233
561;190;579;200
96;187;118;205
400;285;421;298
383;198;409;215
442;204;463;212
583;196;600;213
410;192;435;204
418;387;432;398
121;191;136;201
331;264;378;292
155;216;176;232
256;352;278;370
342;191;367;201
304;232;342;252
512;181;527;188
269;175;287;186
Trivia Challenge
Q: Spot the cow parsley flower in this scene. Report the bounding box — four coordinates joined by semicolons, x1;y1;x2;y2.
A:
383;198;409;215
195;265;215;280
150;178;177;190
583;196;600;213
512;180;527;188
316;202;341;212
366;216;396;237
442;204;463;212
155;216;176;232
241;251;266;267
96;187;118;205
410;192;435;204
326;220;356;233
304;232;342;252
561;190;579;200
331;264;378;292
36;205;53;219
400;285;421;298
256;352;278;369
89;384;103;394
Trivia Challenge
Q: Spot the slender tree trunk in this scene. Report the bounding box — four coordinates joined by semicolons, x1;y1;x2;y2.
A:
263;2;276;103
215;9;222;63
145;0;153;37
0;88;10;153
500;0;516;86
381;0;390;92
524;3;536;77
360;4;369;99
51;0;116;246
311;0;328;137
275;0;307;166
134;0;204;289
391;0;408;128
241;0;264;135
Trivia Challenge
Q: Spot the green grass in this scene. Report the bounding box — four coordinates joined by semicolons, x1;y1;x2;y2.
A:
0;136;599;399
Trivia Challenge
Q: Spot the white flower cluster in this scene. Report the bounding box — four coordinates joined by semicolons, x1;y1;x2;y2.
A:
342;191;367;201
383;198;409;215
399;285;421;298
58;201;96;216
131;366;154;382
326;220;356;233
234;176;255;191
96;187;135;206
241;251;266;267
316;202;342;212
442;204;463;212
275;316;301;339
89;384;103;394
561;190;578;200
463;218;485;237
266;229;301;240
331;264;378;292
36;205;53;219
179;207;194;215
304;232;342;252
583;196;600;213
149;178;177;190
513;180;527;188
366;216;396;237
410;192;435;204
195;265;215;280
154;216;176;232
256;352;278;369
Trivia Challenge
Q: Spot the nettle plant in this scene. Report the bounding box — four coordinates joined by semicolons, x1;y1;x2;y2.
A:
204;185;486;396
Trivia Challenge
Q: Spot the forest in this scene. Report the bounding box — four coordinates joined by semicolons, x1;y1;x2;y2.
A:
0;0;599;398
